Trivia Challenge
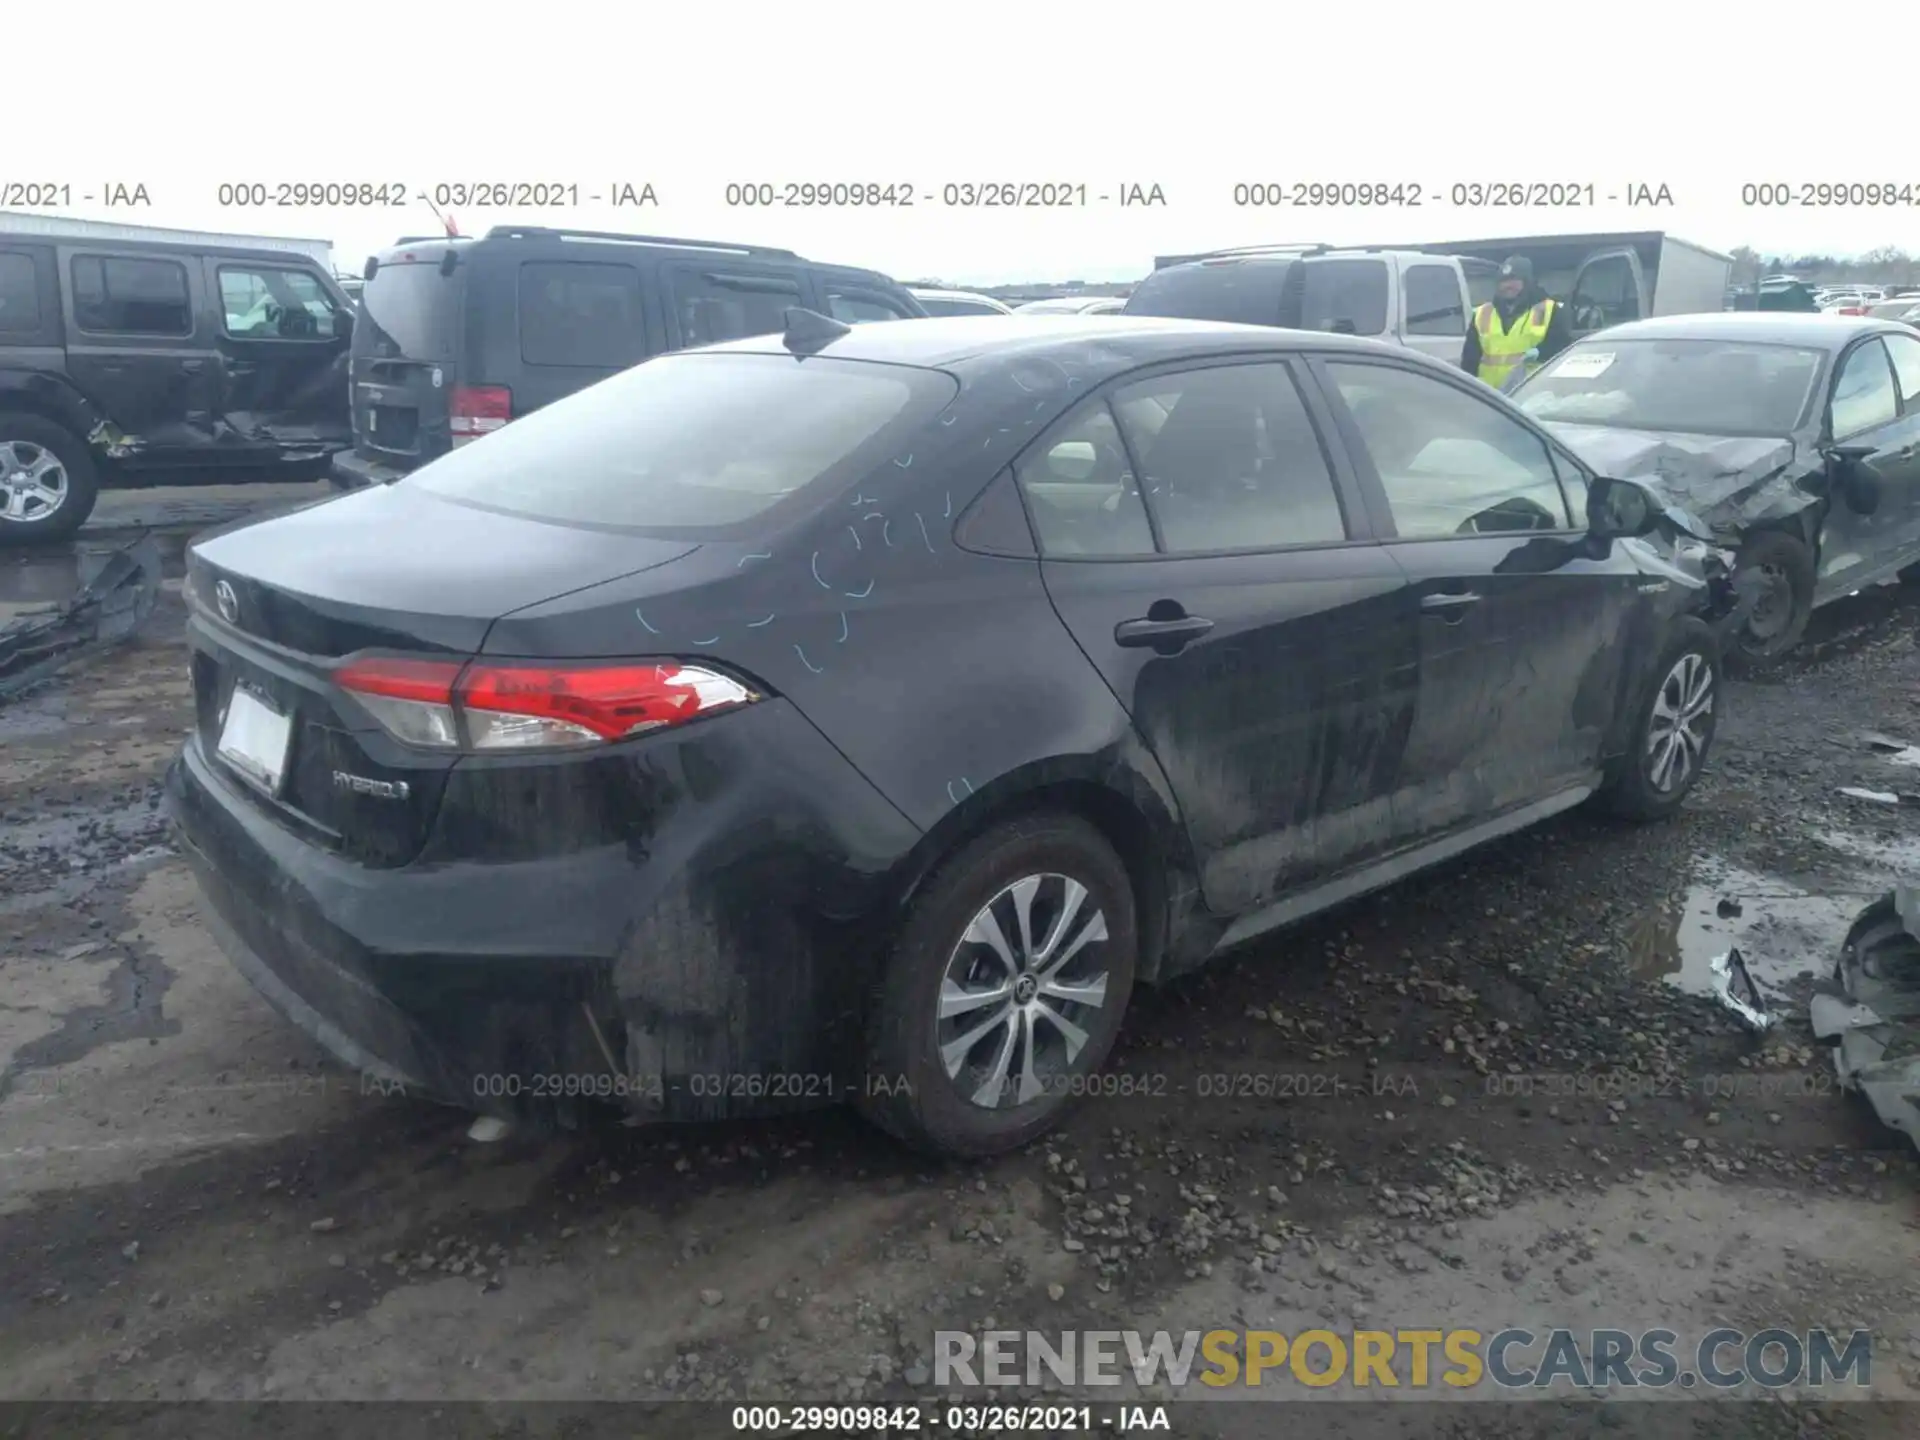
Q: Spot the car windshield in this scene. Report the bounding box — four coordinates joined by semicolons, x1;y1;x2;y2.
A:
1517;338;1823;436
411;353;957;536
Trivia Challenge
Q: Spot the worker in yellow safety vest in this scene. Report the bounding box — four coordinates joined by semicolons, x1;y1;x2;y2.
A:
1462;255;1573;389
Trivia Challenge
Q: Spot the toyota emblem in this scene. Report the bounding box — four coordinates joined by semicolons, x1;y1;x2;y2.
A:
214;579;239;625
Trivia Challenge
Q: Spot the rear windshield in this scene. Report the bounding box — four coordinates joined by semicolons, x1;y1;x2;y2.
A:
410;353;958;535
1125;261;1295;323
356;257;461;361
1518;339;1823;436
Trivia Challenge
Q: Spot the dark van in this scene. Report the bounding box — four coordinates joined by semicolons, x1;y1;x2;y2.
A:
0;231;354;541
334;226;927;488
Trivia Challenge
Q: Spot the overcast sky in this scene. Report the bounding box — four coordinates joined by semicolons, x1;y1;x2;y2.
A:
12;2;1912;284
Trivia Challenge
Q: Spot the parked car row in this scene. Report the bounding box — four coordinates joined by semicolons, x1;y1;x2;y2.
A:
10;216;1920;683
0;224;932;540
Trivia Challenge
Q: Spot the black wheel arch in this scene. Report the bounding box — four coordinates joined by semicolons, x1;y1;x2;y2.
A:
887;752;1199;985
0;370;109;449
1599;610;1720;771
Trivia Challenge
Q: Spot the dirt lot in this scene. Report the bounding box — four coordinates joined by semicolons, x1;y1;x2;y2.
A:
4;484;1920;1437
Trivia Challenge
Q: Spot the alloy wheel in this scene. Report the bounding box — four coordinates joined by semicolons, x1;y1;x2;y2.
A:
935;873;1112;1111
0;440;69;524
1646;651;1714;794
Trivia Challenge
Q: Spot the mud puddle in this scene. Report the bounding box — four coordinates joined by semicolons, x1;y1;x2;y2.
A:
1627;855;1858;999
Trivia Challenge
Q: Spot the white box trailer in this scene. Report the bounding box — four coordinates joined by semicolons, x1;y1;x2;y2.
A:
0;211;334;272
1395;230;1734;338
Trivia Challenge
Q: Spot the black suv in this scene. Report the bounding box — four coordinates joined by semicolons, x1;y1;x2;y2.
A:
334;226;927;489
0;231;355;542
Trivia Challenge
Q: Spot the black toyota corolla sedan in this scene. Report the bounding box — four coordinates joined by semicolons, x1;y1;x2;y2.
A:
1514;312;1920;665
167;312;1735;1157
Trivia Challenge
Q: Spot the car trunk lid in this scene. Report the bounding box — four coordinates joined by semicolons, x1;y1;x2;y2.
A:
186;484;699;866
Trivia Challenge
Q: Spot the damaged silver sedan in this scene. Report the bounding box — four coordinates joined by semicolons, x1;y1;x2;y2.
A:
1515;313;1920;665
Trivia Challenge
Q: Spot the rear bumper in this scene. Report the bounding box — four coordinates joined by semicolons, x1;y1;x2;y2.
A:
329;449;413;490
165;704;924;1122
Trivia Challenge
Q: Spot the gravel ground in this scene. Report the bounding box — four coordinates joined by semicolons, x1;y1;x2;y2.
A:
3;484;1920;1437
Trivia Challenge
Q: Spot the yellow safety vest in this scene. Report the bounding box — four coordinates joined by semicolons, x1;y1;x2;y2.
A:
1474;299;1556;388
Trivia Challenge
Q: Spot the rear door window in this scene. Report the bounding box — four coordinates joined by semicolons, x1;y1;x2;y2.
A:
1403;264;1466;336
668;267;805;346
1015;401;1157;558
1300;259;1388;337
71;255;192;336
0;252;41;333
519;261;648;367
1113;363;1349;553
411;352;956;535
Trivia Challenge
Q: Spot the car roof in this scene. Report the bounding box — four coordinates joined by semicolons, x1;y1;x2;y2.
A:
698;314;1423;371
0;230;332;268
373;228;902;287
1580;312;1907;348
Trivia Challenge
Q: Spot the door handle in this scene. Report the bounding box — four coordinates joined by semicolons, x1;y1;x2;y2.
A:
1114;614;1214;649
182;360;205;373
1420;591;1482;617
227;363;258;376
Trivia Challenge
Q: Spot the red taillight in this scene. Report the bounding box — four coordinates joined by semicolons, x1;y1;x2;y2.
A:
449;385;511;445
335;656;759;751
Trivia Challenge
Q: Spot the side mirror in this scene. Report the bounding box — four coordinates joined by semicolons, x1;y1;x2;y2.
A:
1047;440;1098;482
1586;475;1662;540
1826;443;1882;515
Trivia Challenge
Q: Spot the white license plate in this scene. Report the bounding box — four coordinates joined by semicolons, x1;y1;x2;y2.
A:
216;686;293;794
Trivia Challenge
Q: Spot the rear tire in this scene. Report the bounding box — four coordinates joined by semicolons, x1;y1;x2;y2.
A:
1597;618;1720;822
1727;531;1815;672
0;413;97;545
858;813;1137;1158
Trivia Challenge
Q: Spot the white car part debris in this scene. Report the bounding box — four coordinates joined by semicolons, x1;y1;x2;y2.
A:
1810;889;1920;1153
1708;949;1774;1034
1838;787;1901;805
467;1116;511;1143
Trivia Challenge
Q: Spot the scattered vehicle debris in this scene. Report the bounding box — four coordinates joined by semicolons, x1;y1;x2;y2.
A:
1838;787;1904;805
0;535;162;701
1860;731;1920;767
1811;889;1920;1151
1708;948;1774;1033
